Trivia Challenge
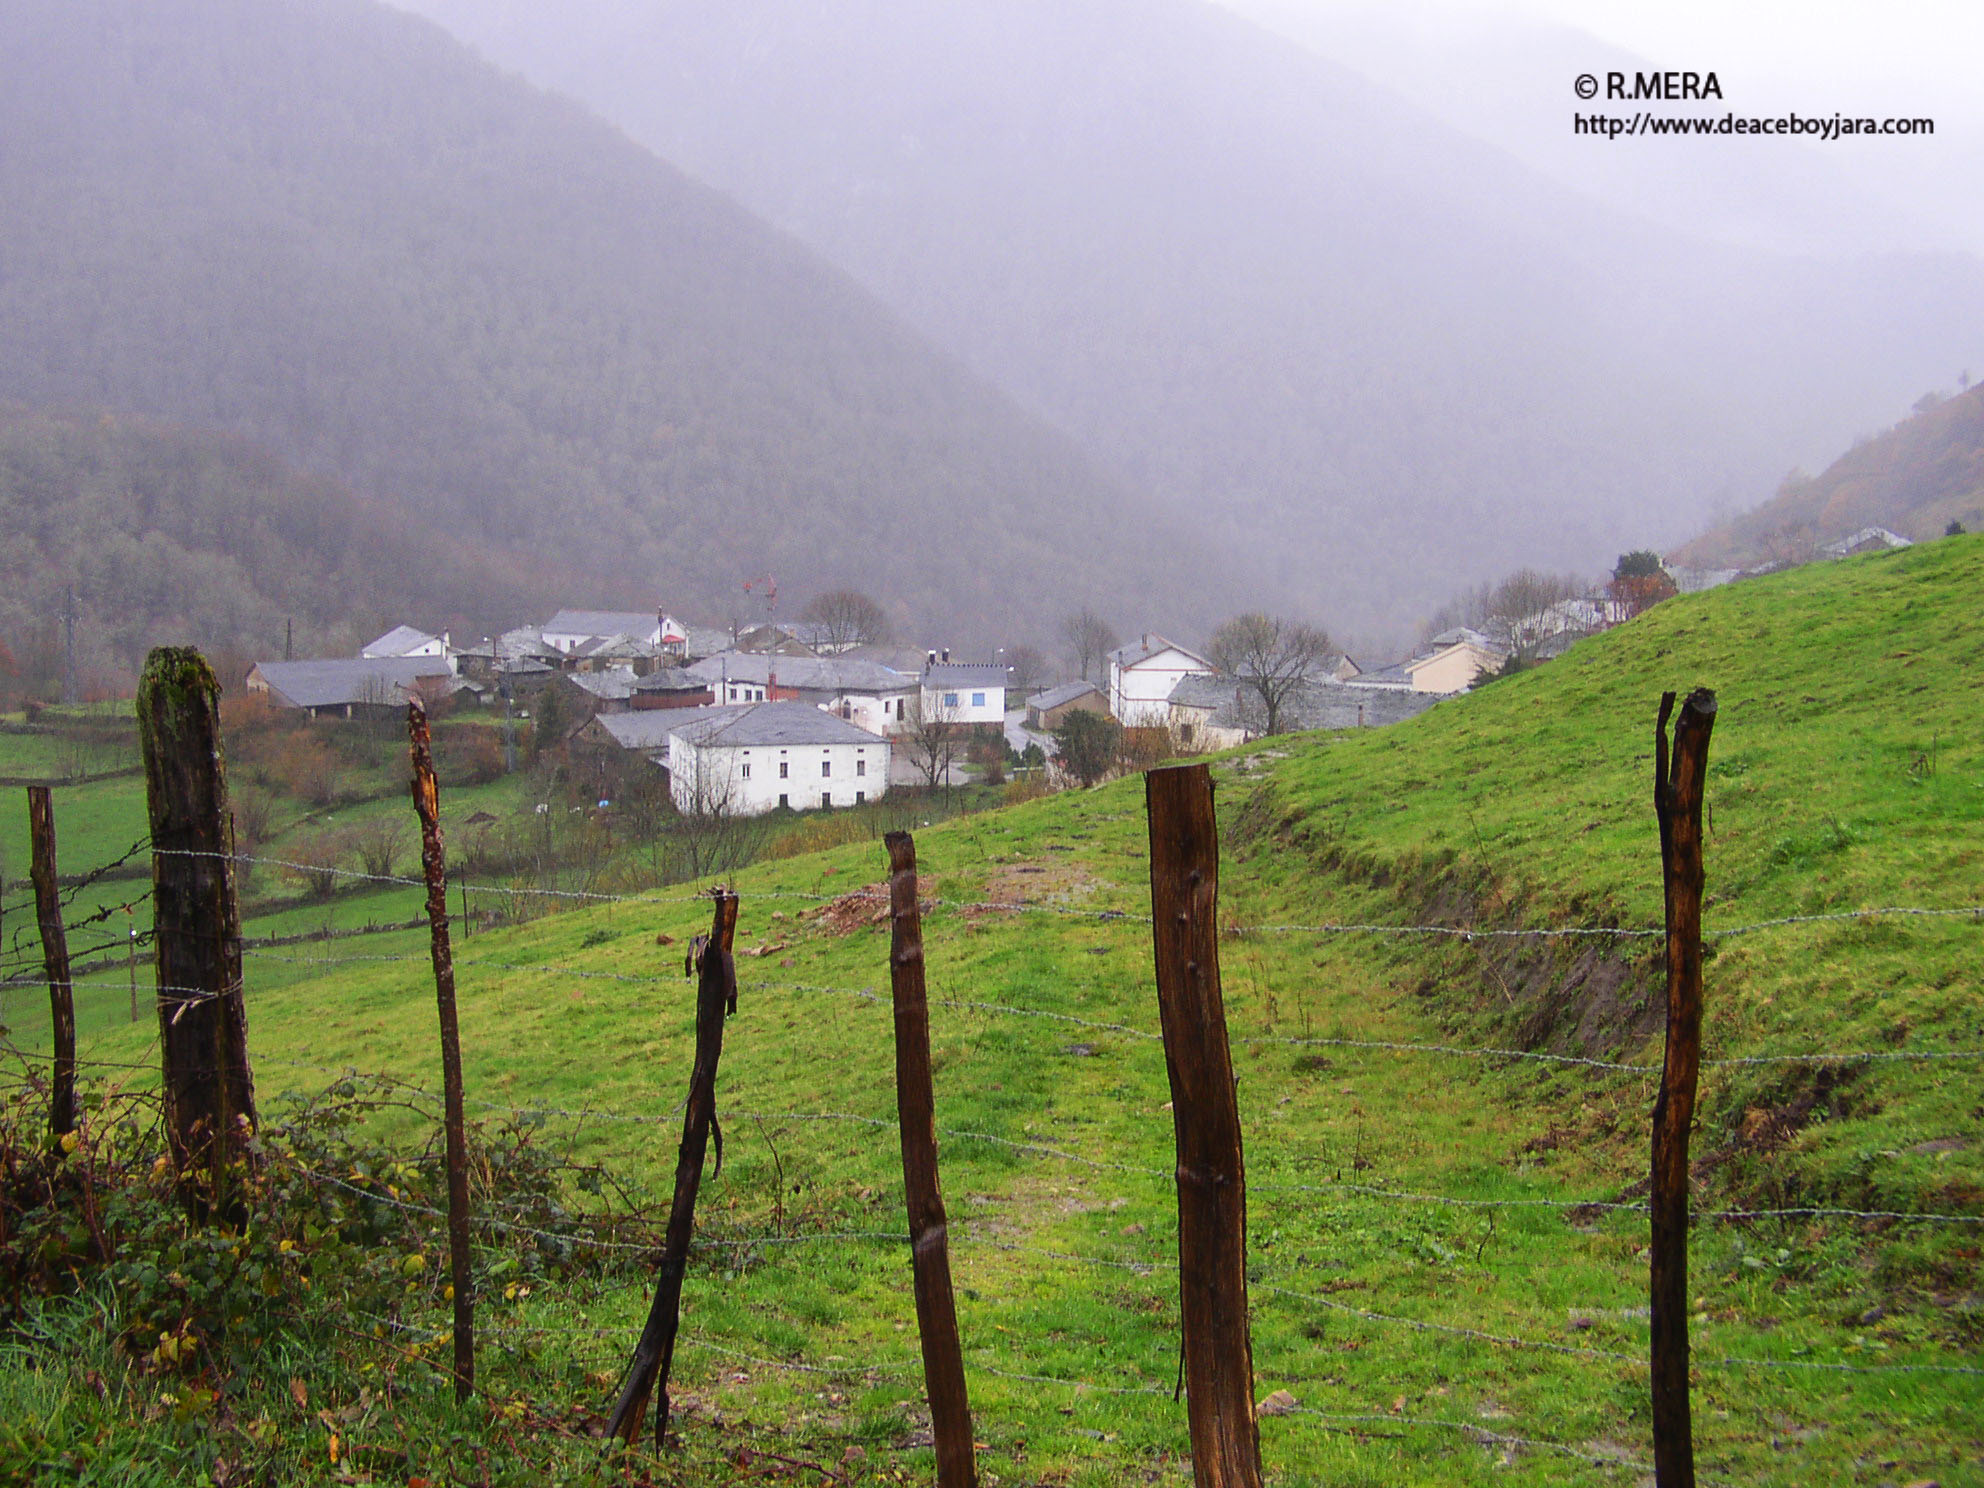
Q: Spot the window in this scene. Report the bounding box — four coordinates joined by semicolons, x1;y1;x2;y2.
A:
779;762;788;779
778;793;788;809
855;790;865;804
971;691;985;708
895;698;905;720
821;760;832;778
855;759;866;777
821;792;832;809
740;762;751;780
943;692;958;707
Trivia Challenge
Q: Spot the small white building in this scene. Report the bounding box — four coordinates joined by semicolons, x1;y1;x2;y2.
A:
919;661;1007;726
361;625;453;666
663;702;890;816
1107;634;1214;727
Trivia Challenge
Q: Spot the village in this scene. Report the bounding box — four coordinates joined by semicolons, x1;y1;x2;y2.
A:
230;526;1928;822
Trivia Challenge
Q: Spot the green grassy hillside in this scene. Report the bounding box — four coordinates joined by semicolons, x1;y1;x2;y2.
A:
4;541;1980;1484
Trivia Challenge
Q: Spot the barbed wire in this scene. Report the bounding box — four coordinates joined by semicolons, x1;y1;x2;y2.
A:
156;850;1984;943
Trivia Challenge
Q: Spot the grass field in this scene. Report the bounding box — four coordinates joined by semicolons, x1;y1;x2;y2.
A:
2;539;1980;1485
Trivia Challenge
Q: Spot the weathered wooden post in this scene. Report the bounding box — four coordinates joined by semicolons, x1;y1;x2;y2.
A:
1649;688;1717;1488
606;887;740;1449
27;787;77;1138
408;697;475;1402
1145;764;1263;1488
885;831;977;1488
137;647;256;1219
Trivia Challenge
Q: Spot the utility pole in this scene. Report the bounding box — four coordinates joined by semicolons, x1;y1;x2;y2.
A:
284;617;293;662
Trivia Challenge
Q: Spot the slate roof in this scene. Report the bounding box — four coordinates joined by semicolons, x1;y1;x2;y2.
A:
252;657;449;710
687;652;914;694
566;668;640;702
592;702;888;754
923;662;1008;688
1820;526;1912;556
1027;681;1102;712
361;625;441;657
633;667;710;693
1173;676;1441;734
666;701;889;749
1108;634;1212;671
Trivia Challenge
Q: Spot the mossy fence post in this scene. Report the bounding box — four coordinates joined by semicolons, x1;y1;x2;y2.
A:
1649;687;1717;1488
408;696;475;1402
606;887;739;1449
885;830;977;1488
137;647;257;1220
27;786;77;1138
1145;763;1263;1488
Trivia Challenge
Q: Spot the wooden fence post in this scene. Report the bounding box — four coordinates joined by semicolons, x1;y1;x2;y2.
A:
408;698;474;1402
1649;688;1717;1488
885;831;977;1488
606;887;739;1449
1145;764;1263;1488
137;647;257;1219
27;787;77;1139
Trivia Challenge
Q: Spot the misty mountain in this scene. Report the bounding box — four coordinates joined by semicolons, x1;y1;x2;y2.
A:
0;0;1209;651
395;0;1984;632
1671;382;1984;569
0;406;546;694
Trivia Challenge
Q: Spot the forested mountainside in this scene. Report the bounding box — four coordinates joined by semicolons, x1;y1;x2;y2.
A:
0;0;1210;648
1672;383;1984;568
398;0;1984;630
0;407;546;695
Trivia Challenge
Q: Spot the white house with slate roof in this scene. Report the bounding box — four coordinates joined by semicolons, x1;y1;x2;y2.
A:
920;661;1007;726
361;625;452;664
1108;634;1214;727
660;702;889;816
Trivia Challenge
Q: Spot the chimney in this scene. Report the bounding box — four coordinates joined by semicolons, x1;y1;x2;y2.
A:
941;647;950;663
927;650;937;668
1143;633;1152;650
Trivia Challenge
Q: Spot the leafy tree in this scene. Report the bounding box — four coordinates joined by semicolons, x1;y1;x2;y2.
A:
1059;608;1119;683
1052;709;1120;788
1205;612;1334;737
1609;551;1677;617
799;589;891;648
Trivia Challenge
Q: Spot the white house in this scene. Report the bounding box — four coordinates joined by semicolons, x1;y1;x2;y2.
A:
685;652;917;732
540;609;689;657
1107;634;1214;727
361;625;453;666
663;702;890;816
920;661;1006;726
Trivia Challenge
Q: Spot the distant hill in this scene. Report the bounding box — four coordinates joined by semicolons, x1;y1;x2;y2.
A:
0;0;1208;649
395;0;1984;631
0;407;552;696
1670;384;1984;568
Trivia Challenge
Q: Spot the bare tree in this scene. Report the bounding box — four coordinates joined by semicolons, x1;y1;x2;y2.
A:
348;815;410;880
1003;645;1048;699
669;746;768;881
1488;568;1586;661
900;691;965;795
1059;607;1119;683
1205;612;1334;737
800;589;892;649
